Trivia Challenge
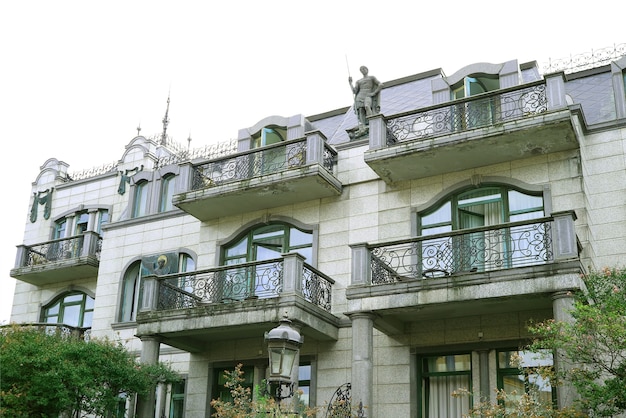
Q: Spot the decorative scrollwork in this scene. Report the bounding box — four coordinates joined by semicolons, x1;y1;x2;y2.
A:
370;220;554;284
386;83;548;144
302;266;333;311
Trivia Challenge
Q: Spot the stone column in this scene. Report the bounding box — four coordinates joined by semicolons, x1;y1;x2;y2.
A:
349;312;375;417
552;291;578;409
135;336;161;418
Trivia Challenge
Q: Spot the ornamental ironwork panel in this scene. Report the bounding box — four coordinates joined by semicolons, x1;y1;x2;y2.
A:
191;140;307;190
386;83;547;144
370;220;553;284
302;265;333;311
156;260;284;310
25;236;87;267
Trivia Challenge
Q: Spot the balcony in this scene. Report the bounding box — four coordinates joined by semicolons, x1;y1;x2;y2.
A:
173;132;342;221
0;323;91;341
347;212;584;334
365;75;581;183
136;253;340;352
10;232;102;285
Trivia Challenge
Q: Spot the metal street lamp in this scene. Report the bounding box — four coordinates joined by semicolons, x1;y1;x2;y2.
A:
265;315;303;401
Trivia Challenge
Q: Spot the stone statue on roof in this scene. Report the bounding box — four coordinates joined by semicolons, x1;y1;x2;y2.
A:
349;66;383;131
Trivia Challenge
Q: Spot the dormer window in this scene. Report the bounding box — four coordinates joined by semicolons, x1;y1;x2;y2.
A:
252;126;286;148
451;74;500;99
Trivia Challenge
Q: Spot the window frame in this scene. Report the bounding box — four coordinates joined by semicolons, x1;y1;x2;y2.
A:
41;291;95;328
132;179;150;218
417;352;473;418
159;173;176;213
118;252;196;323
496;349;556;408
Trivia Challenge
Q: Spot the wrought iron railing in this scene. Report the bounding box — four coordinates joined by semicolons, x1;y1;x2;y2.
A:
385;81;547;144
190;138;337;190
154;258;334;312
22;235;102;267
302;265;333;311
369;218;554;284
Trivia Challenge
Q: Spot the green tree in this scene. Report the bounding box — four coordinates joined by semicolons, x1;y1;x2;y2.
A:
0;325;179;418
529;267;626;417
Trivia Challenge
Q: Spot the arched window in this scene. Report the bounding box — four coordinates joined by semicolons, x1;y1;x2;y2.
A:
42;291;94;328
132;180;150;218
223;222;312;265
119;261;142;322
159;174;176;213
451;74;500;130
119;253;195;322
221;222;312;300
420;185;544;234
418;185;546;274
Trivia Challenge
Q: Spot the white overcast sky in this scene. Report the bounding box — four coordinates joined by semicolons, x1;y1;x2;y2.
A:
1;0;623;323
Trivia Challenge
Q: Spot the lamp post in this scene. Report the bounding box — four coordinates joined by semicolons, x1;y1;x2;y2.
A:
265;315;303;402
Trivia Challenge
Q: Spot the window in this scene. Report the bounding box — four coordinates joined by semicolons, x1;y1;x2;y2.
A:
133;180;149;218
120;261;142;322
75;211;89;234
212;365;254;405
97;209;109;233
168;380;185;418
497;350;555;409
119;253;195;322
418;353;471;417
419;185;545;274
222;222;313;300
297;363;311;408
42;291;94;328
159;174;175;213
53;218;67;239
251;126;287;175
451;74;500;130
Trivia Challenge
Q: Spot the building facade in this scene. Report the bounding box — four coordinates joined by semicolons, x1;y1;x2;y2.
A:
9;48;626;417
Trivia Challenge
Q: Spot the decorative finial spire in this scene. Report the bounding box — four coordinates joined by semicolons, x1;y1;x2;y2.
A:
161;94;170;146
136;124;141;136
187;133;192;151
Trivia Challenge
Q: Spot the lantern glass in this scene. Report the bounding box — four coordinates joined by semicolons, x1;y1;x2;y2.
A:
268;344;297;381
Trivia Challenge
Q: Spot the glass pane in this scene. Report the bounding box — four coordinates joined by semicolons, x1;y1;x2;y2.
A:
75;212;89;234
290;247;312;263
64;294;83;303
98;210;109;233
54;219;67;239
510;211;544;222
133;182;149;217
226;237;248;258
62;304;81;327
299;364;311;380
424;354;471;373
47;301;60;315
82;310;93;328
424;375;470;417
84;295;94;310
422;202;451;228
458;188;501;207
422;225;452;236
160;175;175;212
508;190;543;213
290;227;312;247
